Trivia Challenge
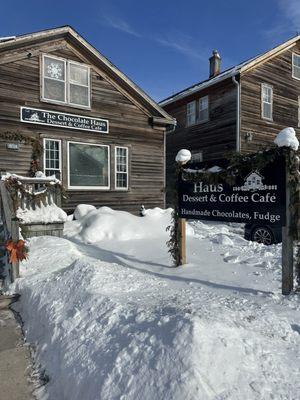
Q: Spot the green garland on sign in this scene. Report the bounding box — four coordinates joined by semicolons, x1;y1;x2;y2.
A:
166;164;181;266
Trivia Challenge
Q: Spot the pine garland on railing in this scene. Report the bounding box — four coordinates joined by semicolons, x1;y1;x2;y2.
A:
4;176;67;211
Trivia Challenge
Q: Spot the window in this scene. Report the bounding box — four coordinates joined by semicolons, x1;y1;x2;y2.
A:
42;55;90;108
43;139;61;178
191;151;203;163
292;53;300;80
68;142;109;189
187;101;196;126
115;147;128;190
261;84;273;120
198;96;209;122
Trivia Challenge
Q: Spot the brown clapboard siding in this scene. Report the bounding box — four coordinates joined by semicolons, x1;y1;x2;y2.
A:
163;78;237;206
0;36;169;213
240;43;300;153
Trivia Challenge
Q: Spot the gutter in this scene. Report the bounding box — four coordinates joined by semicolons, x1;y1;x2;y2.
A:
232;75;240;152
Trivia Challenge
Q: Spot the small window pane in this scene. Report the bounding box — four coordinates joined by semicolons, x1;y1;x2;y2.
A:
198;96;209;122
70;63;89;85
44;57;65;81
44;79;65;102
263;102;271;119
116;147;128;189
187;101;196;126
69;143;109;187
262;85;272;120
44;139;60;178
294;54;300;67
70;84;89;106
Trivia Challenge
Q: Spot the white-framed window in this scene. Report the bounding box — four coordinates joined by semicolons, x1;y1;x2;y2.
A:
198;96;209;122
186;101;196;126
261;84;273;120
43;138;61;178
191;151;203;163
41;55;90;108
292;53;300;80
115;146;128;190
68;141;110;190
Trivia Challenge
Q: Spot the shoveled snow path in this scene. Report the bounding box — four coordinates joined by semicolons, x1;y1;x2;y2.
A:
14;225;300;400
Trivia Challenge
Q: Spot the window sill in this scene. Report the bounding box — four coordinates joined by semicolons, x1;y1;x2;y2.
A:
40;97;92;112
186;119;209;128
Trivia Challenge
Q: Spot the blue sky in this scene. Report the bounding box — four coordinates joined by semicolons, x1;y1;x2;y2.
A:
1;0;300;101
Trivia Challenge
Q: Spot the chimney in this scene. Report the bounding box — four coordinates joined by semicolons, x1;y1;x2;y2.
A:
209;50;221;78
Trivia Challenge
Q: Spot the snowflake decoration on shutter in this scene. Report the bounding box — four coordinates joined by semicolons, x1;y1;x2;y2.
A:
47;63;63;80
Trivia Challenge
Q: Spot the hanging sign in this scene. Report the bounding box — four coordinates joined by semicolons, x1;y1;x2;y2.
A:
178;157;286;225
20;107;109;133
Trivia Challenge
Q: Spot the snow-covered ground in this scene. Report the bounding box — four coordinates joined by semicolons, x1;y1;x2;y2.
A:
12;206;300;400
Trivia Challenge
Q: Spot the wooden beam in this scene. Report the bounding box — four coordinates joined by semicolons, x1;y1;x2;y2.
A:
178;218;186;265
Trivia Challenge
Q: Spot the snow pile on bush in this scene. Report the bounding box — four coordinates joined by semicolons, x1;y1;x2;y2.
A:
65;205;194;243
274;127;299;150
17;203;67;224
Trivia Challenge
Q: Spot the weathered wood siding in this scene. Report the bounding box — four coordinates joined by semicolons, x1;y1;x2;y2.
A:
0;39;165;213
240;43;300;152
163;78;237;205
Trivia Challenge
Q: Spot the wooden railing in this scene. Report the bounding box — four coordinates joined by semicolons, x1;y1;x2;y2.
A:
0;176;63;283
16;178;62;211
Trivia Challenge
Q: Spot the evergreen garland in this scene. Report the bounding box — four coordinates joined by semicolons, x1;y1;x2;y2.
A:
0;131;43;176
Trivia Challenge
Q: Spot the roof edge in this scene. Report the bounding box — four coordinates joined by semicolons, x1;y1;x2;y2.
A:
0;26;174;124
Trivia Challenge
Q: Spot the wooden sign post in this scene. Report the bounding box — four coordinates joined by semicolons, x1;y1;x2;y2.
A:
178;218;186;265
282;156;294;295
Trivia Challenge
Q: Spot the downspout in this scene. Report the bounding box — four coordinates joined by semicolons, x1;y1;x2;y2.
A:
164;122;177;208
232;74;240;152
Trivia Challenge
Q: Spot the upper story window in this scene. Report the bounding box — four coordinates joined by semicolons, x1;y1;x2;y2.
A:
42;55;90;109
261;84;273;121
198;96;209;123
186;101;196;126
292;53;300;80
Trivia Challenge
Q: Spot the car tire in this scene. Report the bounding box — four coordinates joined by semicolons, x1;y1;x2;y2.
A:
251;226;274;245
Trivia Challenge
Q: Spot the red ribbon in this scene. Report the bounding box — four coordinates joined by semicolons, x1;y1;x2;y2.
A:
5;240;28;263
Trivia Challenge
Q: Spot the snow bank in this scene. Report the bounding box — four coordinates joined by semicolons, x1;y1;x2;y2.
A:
13;227;300;400
175;149;191;163
74;204;96;220
274;127;299;151
65;206;194;243
17;203;67;224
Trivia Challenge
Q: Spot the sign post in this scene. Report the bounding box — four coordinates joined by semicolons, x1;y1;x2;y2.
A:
178;218;186;265
282;158;294;295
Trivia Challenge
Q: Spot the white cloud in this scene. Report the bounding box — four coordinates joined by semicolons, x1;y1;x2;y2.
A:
278;0;300;31
155;32;208;60
103;15;141;38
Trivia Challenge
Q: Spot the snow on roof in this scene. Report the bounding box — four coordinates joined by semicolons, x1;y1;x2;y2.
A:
160;35;300;106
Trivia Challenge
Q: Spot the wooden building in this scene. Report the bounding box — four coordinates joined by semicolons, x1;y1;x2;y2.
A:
0;26;175;213
160;36;300;203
